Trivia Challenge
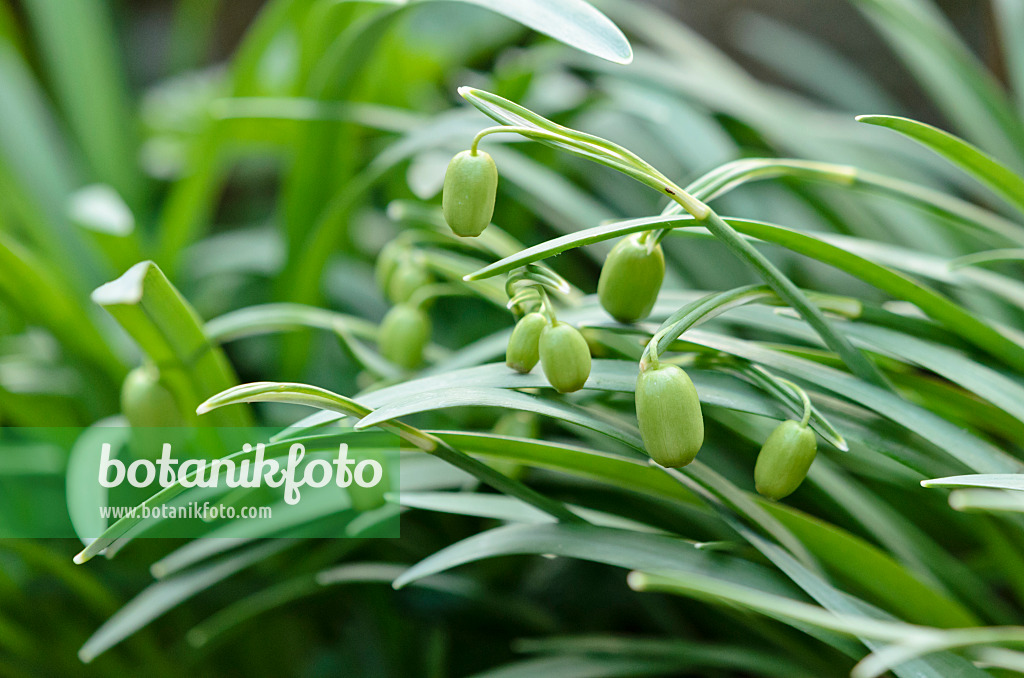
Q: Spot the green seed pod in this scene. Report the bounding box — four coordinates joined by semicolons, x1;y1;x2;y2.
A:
442;149;498;237
635;363;704;468
506;312;548;373
375;240;406;294
754;420;818;500
121;366;185;428
379;304;431;369
597;233;665;323
387;253;433;304
539;321;591;393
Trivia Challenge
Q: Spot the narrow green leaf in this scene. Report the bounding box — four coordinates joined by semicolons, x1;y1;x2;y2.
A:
78;540;296;662
21;0;142;203
0;232;123;381
686;328;1022;473
948;249;1024;270
922;474;1024;492
394;491;663;533
850;0;1024;166
198;382;584;524
438;0;631;64
852;626;1024;678
763;503;978;628
857;115;1024;215
393;523;794;596
92;261;251;427
356;385;645;454
515;636;809;678
465;215;1024;373
947;489;1024;514
0;43;105;286
463;655;703;678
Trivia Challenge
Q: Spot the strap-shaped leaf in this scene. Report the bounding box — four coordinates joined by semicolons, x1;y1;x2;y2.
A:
197;381;584;525
858;115;1024;216
92;261;251;427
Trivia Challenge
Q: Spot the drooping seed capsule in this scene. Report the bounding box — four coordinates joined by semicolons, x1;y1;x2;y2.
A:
598;233;665;323
379;304;431;369
442;149;498;237
754;420;818;500
539;321;591;393
121;366;185;427
635;363;704;467
506;312;548;373
387;252;433;304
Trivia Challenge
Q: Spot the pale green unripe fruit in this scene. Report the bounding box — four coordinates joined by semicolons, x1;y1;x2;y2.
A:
635;363;704;468
442;149;498;237
375;240;406;294
121;366;185;427
379;304;430;369
754;420;818;500
539;321;591;393
506;312;548;373
386;252;433;304
598;233;665;323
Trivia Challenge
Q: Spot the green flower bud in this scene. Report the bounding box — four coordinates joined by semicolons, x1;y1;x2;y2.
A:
636;363;704;467
387;253;433;304
597;233;665;323
754;420;817;500
121;366;185;428
506;312;548;373
442;149;498;237
539;321;591;393
379;304;430;369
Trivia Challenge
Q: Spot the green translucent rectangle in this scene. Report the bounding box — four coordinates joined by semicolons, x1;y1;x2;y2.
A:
0;426;403;539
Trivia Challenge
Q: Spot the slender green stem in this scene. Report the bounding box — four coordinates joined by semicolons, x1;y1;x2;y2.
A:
736;364;847;450
692;208;890;390
460;90;889;388
471;125;643;171
778;378;813;428
665;158;1024;246
539;288;557;323
640;285;775;370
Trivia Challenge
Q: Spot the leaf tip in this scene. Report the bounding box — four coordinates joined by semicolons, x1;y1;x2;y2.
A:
625;570;649;591
854;114;886;125
91;260;155;306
